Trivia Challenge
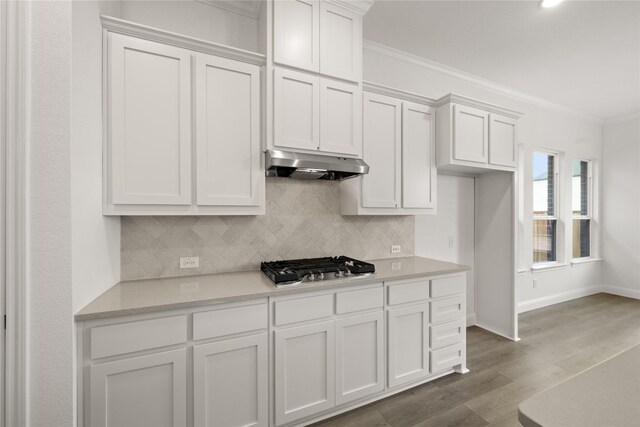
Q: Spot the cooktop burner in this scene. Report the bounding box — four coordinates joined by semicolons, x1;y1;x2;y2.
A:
261;256;375;286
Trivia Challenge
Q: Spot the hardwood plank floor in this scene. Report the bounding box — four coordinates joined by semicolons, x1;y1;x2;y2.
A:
312;293;640;427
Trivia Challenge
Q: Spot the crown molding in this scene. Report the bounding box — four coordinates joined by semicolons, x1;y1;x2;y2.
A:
604;111;640;125
363;81;436;106
325;0;375;15
363;39;604;124
436;93;523;119
196;0;262;19
100;15;266;66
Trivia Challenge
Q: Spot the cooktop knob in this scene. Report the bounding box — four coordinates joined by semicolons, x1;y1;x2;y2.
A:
344;269;352;276
335;270;344;278
317;272;325;280
308;273;315;281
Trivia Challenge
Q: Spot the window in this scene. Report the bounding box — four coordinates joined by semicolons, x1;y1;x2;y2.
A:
572;159;591;258
533;151;558;263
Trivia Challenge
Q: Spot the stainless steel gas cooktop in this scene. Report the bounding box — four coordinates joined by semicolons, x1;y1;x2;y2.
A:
261;256;375;286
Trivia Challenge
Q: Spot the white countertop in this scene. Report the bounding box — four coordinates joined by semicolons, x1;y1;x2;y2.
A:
75;256;470;321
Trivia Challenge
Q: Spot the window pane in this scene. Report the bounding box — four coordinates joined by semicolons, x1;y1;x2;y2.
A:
573;219;590;258
572;160;588;215
533;152;555;216
533;219;557;263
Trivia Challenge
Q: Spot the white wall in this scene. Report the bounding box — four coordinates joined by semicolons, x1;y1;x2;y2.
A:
363;43;604;310
415;175;475;318
602;115;640;298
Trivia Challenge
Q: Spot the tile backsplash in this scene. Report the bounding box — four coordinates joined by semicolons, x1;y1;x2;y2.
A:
121;178;415;280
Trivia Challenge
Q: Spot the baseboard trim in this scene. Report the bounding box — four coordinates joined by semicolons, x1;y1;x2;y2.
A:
466;313;477;327
474;321;519;342
601;285;640;300
518;286;603;313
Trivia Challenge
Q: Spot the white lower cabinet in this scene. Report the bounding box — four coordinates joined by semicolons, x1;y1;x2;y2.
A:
89;349;187;427
387;303;430;388
274;320;335;425
194;334;268;427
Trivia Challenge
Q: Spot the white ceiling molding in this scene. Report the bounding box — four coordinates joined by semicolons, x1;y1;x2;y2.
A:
197;0;262;19
363;39;603;124
363;81;436;106
435;94;523;119
325;0;375;15
604;111;640;125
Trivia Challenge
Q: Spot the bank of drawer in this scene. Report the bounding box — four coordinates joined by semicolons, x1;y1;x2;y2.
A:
274;293;334;326
430;275;465;298
193;303;267;341
91;315;187;359
387;279;429;305
430;318;465;349
430;295;464;324
430;342;464;373
336;285;383;314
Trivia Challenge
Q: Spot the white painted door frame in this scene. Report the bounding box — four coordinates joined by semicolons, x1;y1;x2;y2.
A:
2;1;29;426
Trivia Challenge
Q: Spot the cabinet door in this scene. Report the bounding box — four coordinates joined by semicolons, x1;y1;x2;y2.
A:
107;33;191;205
402;102;436;209
320;78;362;157
319;2;362;82
335;311;384;405
195;54;261;206
89;349;187;427
361;92;401;208
387;303;429;388
273;0;320;73
452;104;489;164
193;334;268;427
274;67;320;151
275;320;335;425
489;113;517;168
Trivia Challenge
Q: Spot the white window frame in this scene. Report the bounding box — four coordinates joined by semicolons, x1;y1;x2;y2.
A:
572;157;593;260
532;150;560;266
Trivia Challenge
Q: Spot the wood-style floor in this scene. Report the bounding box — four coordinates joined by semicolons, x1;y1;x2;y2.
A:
313;293;640;427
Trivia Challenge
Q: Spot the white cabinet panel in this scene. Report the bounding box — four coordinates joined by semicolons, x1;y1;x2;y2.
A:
402;102;436;209
387;303;429;388
320;78;362;156
89;349;187;427
275;320;335;425
453;104;489;164
274;0;320;72
193;334;268;427
335;311;384;405
107;33;191;205
274;67;320;151
430;342;464;373
489;113;517;167
319;2;362;82
193;302;267;341
195;54;261;206
361;92;401;208
430;318;465;350
431;295;465;324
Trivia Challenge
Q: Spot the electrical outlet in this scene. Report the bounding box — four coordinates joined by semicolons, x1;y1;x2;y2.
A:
180;257;199;269
391;245;401;254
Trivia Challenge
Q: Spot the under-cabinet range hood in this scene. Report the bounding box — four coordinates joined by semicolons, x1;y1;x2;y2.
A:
265;150;369;181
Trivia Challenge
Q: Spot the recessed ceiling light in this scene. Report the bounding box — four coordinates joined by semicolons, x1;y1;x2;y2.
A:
540;0;565;8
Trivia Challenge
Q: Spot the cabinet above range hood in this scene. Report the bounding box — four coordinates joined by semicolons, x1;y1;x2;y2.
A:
265;150;369;181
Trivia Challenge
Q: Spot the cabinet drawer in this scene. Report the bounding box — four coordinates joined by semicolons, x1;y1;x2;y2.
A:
91;315;187;359
430;295;465;324
336;286;383;314
431;275;465;298
430;342;464;373
387;279;429;305
274;293;334;326
430;318;465;350
193;303;267;341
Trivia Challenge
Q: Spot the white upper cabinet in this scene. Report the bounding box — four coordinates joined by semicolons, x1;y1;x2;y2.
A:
436;94;522;173
402;102;436;209
107;33;192;206
273;0;320;73
320;78;362;156
273;0;364;82
195;54;261;207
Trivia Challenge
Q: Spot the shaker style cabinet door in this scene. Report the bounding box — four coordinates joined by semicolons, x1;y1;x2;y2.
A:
361;92;402;208
387;303;429;388
402;102;436;209
319;78;362;157
194;54;261;207
489;113;517;168
107;33;192;205
319;2;362;82
452;104;489;164
193;334;268;427
274;320;335;425
89;349;187;427
273;0;320;73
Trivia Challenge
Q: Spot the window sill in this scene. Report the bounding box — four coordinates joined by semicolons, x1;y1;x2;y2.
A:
531;262;567;272
571;257;602;267
516;268;530;275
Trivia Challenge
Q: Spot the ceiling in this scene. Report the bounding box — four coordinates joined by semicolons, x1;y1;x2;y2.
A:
363;0;640;121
